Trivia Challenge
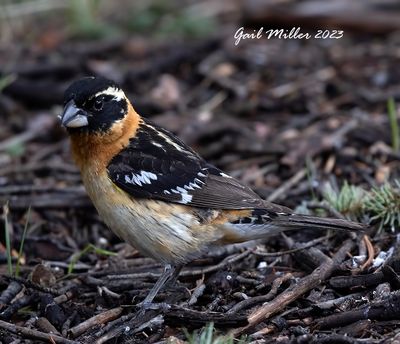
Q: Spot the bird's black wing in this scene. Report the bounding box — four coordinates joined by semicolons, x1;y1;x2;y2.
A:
107;119;268;209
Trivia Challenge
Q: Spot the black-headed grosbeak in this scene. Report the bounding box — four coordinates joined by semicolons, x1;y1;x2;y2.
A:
61;76;365;306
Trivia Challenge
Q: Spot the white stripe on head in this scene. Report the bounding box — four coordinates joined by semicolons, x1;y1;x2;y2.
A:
95;86;125;101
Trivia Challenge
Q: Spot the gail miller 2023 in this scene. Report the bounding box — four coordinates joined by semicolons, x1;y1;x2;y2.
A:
234;27;311;45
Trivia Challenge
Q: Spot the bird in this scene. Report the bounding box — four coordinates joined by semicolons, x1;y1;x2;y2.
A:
60;76;365;307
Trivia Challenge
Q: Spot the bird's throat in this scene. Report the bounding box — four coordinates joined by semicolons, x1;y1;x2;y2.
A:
70;104;140;173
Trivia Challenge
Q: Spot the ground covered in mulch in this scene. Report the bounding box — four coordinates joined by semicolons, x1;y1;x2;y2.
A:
1;6;400;344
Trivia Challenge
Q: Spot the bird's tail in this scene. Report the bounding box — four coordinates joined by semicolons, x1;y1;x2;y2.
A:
274;214;366;232
222;211;366;244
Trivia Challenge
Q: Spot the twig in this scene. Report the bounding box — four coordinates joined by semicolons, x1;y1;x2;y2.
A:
382;266;400;290
3;193;91;209
231;238;355;336
92;310;163;344
36;317;61;335
62;310;77;338
68;307;123;338
0;319;78;344
0;161;78;176
283;233;330;269
5;276;61;296
0;281;22;310
92;313;137;339
267;168;306;202
329;272;384;289
0;294;36;321
0;184;84;195
254;235;331;258
306;201;346;220
361;235;374;270
186;278;206;306
54;290;75;304
0;0;67;19
164;305;248;328
109;249;253;281
269;67;336;98
315;290;400;329
180;249;253;276
92;310;161;344
313;292;364;310
227;273;293;314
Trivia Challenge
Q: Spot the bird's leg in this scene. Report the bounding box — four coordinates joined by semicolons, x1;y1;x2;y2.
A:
140;264;182;309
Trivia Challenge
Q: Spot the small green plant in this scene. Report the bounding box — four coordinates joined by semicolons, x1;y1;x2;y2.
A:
126;1;171;33
323;182;366;219
68;243;117;274
323;180;400;232
388;97;399;152
363;181;400;232
15;207;31;277
3;202;13;276
127;1;216;38
305;156;317;201
17;306;34;316
158;13;216;39
183;323;246;344
5;141;25;157
3;205;32;277
68;0;117;39
0;74;16;93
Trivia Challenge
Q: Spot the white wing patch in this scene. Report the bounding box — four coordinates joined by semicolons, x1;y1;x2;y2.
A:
151;141;165;149
162;171;206;204
124;171;158;186
95;86;125;101
220;172;233;178
168;186;193;204
180;193;193;204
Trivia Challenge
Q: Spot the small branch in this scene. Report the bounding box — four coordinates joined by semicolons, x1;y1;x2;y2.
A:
180;249;253;277
5;276;61;296
329;272;384;289
109;249;253;281
0;0;68;19
164;305;248;329
267;168;306;202
68;307;123;338
315;290;400;329
0;294;36;321
254;235;331;258
0;319;78;344
361;235;375;270
0;281;22;310
231;238;355;336
227;273;293;314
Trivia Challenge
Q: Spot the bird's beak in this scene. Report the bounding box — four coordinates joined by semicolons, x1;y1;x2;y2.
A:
61;100;89;128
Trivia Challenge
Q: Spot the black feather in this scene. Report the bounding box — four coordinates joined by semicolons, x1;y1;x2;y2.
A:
107;118;267;209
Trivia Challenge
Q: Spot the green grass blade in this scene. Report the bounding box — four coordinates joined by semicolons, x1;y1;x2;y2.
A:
68;243;117;274
68;244;91;274
305;156;317;201
204;322;214;344
0;74;16;93
388;97;399;152
16;206;31;277
3;202;13;276
88;243;117;256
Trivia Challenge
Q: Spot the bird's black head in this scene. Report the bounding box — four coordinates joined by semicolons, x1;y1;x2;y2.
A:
61;76;128;133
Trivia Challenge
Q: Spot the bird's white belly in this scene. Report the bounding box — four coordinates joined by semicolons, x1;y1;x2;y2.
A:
82;171;202;264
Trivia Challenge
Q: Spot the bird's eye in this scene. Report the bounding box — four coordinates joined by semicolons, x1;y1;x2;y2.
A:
93;98;104;111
